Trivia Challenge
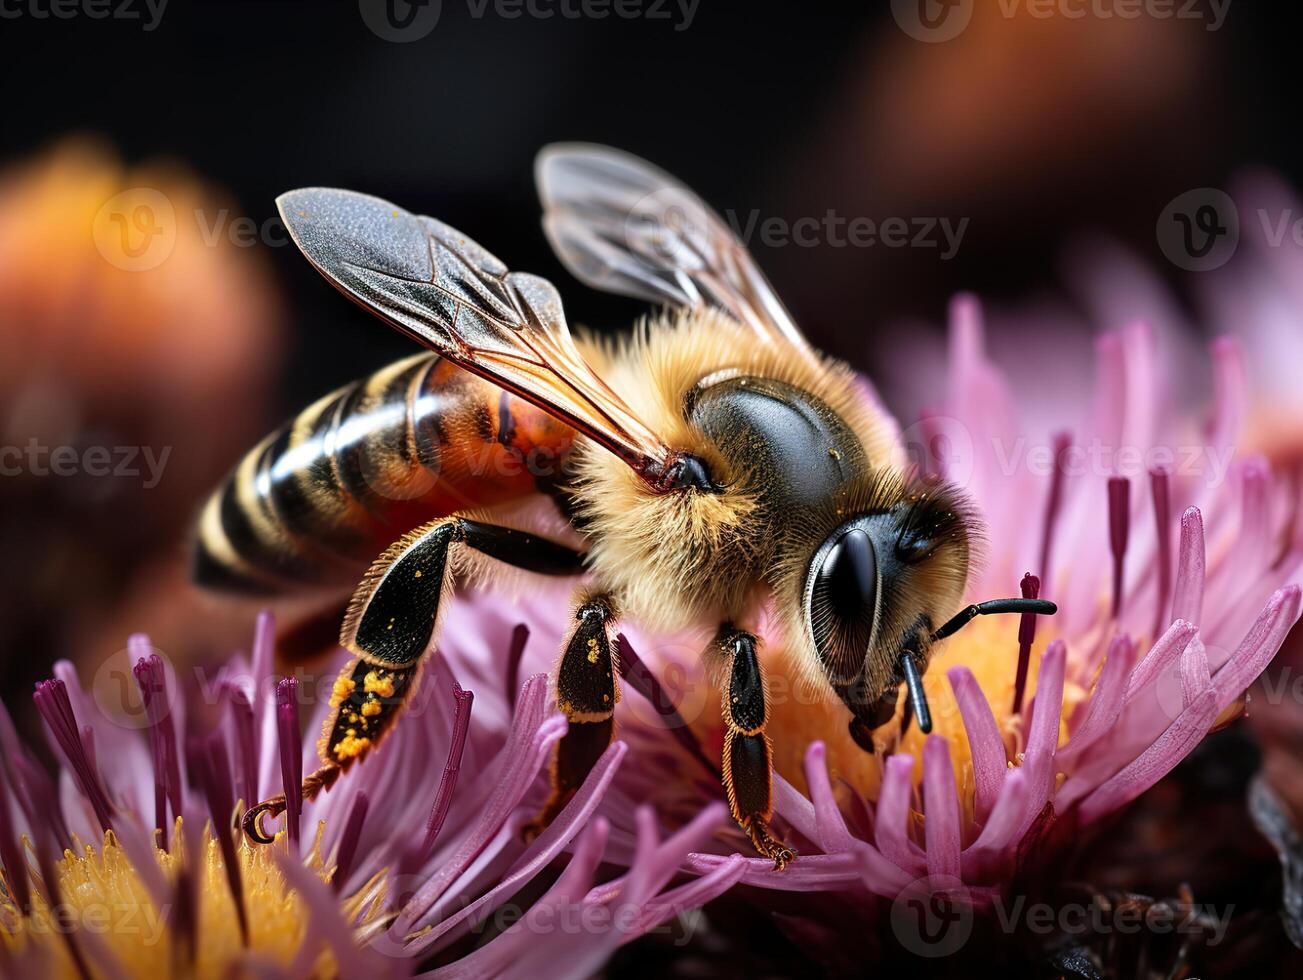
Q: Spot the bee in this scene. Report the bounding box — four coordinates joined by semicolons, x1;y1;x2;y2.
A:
199;145;1054;868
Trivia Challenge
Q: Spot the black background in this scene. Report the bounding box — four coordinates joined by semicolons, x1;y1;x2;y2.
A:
3;0;1295;410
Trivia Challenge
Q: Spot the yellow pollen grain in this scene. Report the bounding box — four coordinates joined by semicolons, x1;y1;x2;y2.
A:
333;733;372;761
586;637;599;664
363;671;395;698
361;700;382;717
330;676;356;708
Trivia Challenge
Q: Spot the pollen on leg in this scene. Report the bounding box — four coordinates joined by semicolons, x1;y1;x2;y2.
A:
333;732;373;762
363;669;396;698
330;675;357;708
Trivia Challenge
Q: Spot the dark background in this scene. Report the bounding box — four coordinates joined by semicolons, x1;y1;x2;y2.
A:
0;0;1296;690
3;0;1294;405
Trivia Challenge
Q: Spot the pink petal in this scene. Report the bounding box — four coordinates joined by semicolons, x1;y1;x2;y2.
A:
685;850;867;891
874;754;924;873
1015;639;1066;839
961;770;1030;879
1171;508;1206;625
947;666;1007;821
1077;688;1219;824
803;741;852;854
1122;619;1197;704
1058;635;1132;764
923;737;962;878
400;740;627;954
391;674;563;937
1211;585;1302;711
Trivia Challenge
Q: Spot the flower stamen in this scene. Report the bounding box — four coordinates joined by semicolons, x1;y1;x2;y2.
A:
1109;475;1131;618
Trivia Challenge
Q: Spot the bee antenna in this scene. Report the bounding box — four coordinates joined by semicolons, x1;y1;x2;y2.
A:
931;597;1058;642
900;653;932;735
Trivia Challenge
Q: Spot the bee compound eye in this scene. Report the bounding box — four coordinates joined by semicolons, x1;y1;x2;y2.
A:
810;527;879;676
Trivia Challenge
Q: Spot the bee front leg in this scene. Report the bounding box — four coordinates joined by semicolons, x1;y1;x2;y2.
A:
530;592;620;835
243;515;582;844
712;626;795;871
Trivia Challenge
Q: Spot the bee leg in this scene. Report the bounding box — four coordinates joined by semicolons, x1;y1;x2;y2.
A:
242;516;583;845
528;593;620;837
712;626;795;871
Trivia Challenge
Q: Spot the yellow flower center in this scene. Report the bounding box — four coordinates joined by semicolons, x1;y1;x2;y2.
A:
0;820;386;979
764;617;1087;824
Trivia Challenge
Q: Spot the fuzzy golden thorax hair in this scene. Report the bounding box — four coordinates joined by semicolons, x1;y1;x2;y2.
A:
569;309;904;633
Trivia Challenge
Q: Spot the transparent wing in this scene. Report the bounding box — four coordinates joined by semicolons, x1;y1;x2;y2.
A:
536;143;811;354
277;187;670;476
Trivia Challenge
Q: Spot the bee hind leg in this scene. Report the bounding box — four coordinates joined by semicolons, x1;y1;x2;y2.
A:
713;626;795;871
241;515;584;845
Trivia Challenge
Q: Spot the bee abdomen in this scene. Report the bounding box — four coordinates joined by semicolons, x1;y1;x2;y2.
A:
194;353;576;594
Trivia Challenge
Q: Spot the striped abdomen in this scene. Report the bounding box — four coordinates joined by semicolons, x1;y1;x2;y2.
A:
194;353;577;593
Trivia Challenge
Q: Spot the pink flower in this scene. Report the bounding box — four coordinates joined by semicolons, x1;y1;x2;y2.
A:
0;614;740;977
430;295;1301;928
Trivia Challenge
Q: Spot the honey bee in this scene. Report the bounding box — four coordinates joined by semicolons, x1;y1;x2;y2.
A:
198;145;1054;868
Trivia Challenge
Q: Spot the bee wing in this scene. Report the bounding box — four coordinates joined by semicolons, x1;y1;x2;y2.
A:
536;143;811;354
277;187;670;476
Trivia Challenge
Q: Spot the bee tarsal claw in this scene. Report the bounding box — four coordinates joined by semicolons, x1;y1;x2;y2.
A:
747;819;796;871
242;796;287;845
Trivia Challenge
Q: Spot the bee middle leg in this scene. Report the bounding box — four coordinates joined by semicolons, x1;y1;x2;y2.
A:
243;514;583;844
530;592;621;834
711;625;795;870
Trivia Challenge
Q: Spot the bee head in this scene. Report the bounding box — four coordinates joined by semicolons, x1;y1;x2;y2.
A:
798;479;975;741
